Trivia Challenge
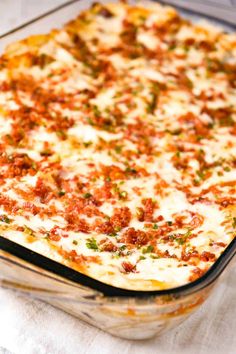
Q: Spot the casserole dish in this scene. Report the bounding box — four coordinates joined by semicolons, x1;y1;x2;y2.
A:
0;0;235;340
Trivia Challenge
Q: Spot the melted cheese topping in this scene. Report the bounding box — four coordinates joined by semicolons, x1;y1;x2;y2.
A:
0;1;235;291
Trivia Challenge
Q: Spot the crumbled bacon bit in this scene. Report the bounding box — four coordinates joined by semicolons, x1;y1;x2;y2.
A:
213;242;227;248
99;238;118;252
0;194;18;214
0;153;36;178
200;251;216;262
34;178;54;204
110;207;132;229
95;220;114;235
100;165;126;181
96;207;131;235
48;226;68;242
179;112;210;137
48;229;61;242
59;249;101;265
189;213;204;229
219;197;236;208
189;267;206;282
141;198;157;222
22;202;40;215
66;214;90;233
122;261;136;273
181;249;200;262
94;4;114;18
120;227;149;246
93;181;113;200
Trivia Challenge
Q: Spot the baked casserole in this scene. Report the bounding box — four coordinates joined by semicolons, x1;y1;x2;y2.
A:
0;1;235;291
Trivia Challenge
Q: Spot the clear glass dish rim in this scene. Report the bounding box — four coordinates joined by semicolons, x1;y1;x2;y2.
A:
0;0;235;40
0;0;235;299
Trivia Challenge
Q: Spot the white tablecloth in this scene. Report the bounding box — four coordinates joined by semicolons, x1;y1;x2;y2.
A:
0;267;235;354
0;2;235;353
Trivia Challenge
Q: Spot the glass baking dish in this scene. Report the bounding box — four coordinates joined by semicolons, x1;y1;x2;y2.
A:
0;0;235;340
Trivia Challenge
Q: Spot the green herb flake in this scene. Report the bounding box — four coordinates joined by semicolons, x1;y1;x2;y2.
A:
56;130;67;139
86;238;98;250
73;240;78;245
168;43;176;51
150;255;160;259
93;105;101;117
83;192;92;199
196;170;204;180
168;234;175;241
0;215;11;224
153;223;159;230
24;226;35;236
87;117;94;126
142;245;154;254
125;167;137;174
176;151;181;158
139;256;146;261
119;191;128;199
83;141;93;148
115;145;122;154
109;232;117;237
147;92;158;114
175;229;192;245
193;178;200;186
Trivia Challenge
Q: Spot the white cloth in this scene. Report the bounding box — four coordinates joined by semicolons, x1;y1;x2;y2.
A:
0;267;235;354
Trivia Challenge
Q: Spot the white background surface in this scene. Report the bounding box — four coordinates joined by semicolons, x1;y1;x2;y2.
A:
0;1;235;353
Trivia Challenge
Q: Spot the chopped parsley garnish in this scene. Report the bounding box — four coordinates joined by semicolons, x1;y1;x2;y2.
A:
83;192;92;199
125;167;137;174
115;145;123;154
139;256;146;260
147;92;158;114
168;43;176;51
176;151;181;158
0;215;11;224
56;130;67;139
109;232;118;237
150;255;160;259
175;230;192;245
119;191;128;199
87;117;94;125
142;245;154;254
196;170;205;180
86;238;99;250
83;141;93;148
24;226;35;237
232;217;236;229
